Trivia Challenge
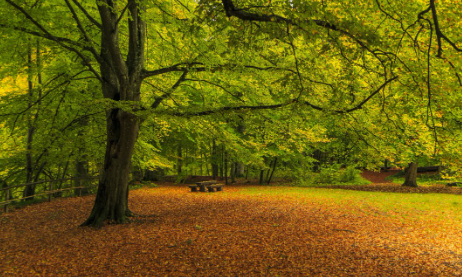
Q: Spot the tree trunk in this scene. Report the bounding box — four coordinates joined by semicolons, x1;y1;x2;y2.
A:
81;110;140;227
235;163;245;177
267;157;277;184
81;0;145;227
259;169;264;185
177;143;182;175
75;112;90;196
211;140;218;180
220;145;224;178
402;162;418;187
224;151;228;185
24;38;42;200
230;162;236;183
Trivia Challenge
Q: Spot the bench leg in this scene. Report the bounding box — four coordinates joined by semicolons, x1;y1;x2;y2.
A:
199;185;206;192
216;186;223;192
190;187;198;192
207;187;216;192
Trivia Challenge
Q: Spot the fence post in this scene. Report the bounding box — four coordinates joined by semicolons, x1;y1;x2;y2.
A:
48;181;53;202
4;188;9;213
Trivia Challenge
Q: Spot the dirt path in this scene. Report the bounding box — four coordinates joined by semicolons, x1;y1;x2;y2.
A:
361;169;400;183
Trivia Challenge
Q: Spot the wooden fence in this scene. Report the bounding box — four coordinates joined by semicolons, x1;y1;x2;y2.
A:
1;176;99;213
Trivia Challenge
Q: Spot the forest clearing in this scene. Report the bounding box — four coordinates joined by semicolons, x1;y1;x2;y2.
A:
1;0;462;275
2;171;462;276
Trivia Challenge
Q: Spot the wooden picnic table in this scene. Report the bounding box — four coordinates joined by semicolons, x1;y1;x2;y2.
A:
189;180;224;192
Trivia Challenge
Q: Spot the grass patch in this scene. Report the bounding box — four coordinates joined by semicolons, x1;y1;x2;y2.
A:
235;186;462;222
130;181;158;190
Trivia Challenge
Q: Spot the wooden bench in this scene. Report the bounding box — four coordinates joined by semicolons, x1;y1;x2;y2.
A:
206;184;224;192
189;180;223;192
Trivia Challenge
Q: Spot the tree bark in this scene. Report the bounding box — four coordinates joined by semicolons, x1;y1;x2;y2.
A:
402;162;418;187
81;110;140;227
230;162;236;183
177;143;182;175
224;151;228;185
211;140;218;180
259;169;265;185
267;157;277;184
82;0;145;227
24;38;42;200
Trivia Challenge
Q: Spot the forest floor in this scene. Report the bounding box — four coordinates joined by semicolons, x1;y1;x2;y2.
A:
2;172;462;276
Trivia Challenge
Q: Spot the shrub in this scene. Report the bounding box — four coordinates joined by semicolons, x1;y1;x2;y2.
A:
339;166;363;183
314;164;342;184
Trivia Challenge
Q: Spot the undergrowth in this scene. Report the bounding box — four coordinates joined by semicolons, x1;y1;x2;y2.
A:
295;165;370;187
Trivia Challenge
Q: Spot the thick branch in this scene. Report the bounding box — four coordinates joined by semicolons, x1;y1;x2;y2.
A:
429;0;461;57
142;63;294;80
340;76;399;113
221;0;338;30
142;62;204;79
151;70;188;109
169;101;295;117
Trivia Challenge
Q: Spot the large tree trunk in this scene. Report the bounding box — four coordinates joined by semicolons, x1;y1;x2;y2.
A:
402;162;418;187
81;0;145;227
81;110;139;227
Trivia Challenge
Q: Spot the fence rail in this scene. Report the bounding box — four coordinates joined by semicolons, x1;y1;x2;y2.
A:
1;176;99;213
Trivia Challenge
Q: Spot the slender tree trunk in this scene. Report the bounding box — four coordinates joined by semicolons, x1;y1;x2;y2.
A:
211;140;218;180
200;152;203;176
220;145;224;178
402;162;418;187
75;160;90;196
2;179;10;201
267;157;277;184
235;117;245;177
224;151;228;185
177;143;182;175
24;38;42;199
265;159;272;182
230;162;236;183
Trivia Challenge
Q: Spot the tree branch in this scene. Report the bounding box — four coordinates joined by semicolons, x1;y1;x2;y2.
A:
70;0;102;29
151;70;188;109
429;0;461;57
168;100;295;117
64;0;101;63
142;62;203;79
4;0;102;83
340;76;399;113
221;0;338;30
